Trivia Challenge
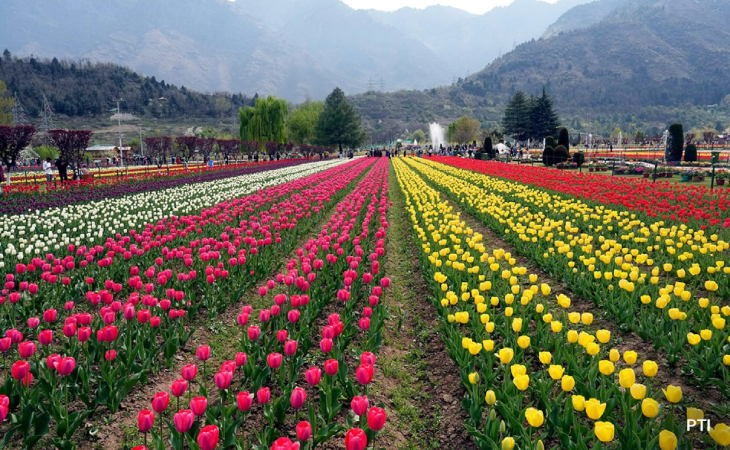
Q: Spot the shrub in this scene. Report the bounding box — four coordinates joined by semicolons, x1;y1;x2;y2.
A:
542;146;555;166
558;128;570;151
572;151;585;167
545;135;556;149
684;143;697;162
554;145;570;165
666;123;684;162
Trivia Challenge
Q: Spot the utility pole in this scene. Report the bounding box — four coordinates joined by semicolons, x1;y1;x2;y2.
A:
11;92;30;126
367;75;375;92
139;124;144;158
379;76;385;92
40;94;55;133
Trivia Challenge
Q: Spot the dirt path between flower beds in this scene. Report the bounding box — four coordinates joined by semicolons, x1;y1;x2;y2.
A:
437;190;725;449
361;164;473;450
79;179;370;450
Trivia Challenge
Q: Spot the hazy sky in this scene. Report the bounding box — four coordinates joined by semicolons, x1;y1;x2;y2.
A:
338;0;558;15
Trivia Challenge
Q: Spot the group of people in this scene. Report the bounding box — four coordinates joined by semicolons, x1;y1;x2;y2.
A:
41;158;90;182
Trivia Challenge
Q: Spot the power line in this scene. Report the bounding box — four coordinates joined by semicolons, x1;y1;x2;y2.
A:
367;75;375;92
379;76;385;92
40;94;55;133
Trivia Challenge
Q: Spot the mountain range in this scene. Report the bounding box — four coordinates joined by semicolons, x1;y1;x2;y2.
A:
0;0;589;102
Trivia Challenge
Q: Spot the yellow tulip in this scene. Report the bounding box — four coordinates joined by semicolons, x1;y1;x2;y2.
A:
567;330;579;343
501;437;515;450
687;333;701;345
663;385;682;403
581;312;594;325
568;312;580;324
468;342;483;355
619;368;636;388
525;407;544;427
705;280;719;292
483;340;495;351
724;355;730;366
596;329;611;343
699;297;710;308
505;307;514;317
586;343;600;356
529;274;538;283
659;430;677;450
572;395;586;411
485;390;496;405
468;372;480;384
548;365;564;380
609;348;620;362
642;398;659;417
542;313;553;323
535;303;544;313
709;423;730;446
498;348;514;364
517;335;531;349
663;263;673;272
668;308;682;320
513;374;529;391
623;350;638;365
594;421;615;443
643;360;658;377
713;316;726;329
561;375;575;392
510;364;527;377
485;322;495;333
511;318;522;332
700;329;712;340
585;398;606;420
540;284;551;296
538;352;552;364
598;360;615;376
550;321;563;333
630;383;646;400
686;407;704;421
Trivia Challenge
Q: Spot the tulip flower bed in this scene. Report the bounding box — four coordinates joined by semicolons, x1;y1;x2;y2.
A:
392;157;730;449
431;156;730;228
0;158;379;448
130;157;391;450
403;157;730;392
0;159;313;216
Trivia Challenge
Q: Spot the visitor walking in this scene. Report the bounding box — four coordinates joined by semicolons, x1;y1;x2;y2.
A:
43;158;54;182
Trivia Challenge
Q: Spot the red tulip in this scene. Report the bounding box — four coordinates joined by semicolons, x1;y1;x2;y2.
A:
345;428;367;450
276;329;288;343
380;277;390;288
47;353;61;370
138;409;155;432
355;364;374;385
256;387;271;405
18;341;36;359
214;370;233;390
319;338;333;353
197;425;219;450
105;350;117;361
284;340;298;356
181;364;198;381
173;409;194;433
43;309;57;323
196;345;211;361
351;395;369;416
63;323;77;338
267;353;282;369
236;392;253;411
78;327;91;342
360;352;376;365
152;391;170;413
0;404;7;422
38;330;53;346
287;310;300;323
305;367;321;386
271;437;301;450
236;313;249;326
367;407;387;431
358;317;370;330
190;396;208;416
290;387;307;409
296;421;312;441
57;357;76;376
247;326;260;340
0;338;11;352
27;317;40;328
137;309;151;324
324;359;339;376
171;379;188;397
235;352;247;367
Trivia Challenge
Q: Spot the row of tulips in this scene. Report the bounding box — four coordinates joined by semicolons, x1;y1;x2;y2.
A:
1;159;314;216
0;159;376;448
431;156;730;228
0;158;348;269
131;157;392;450
392;157;730;449
404;157;730;391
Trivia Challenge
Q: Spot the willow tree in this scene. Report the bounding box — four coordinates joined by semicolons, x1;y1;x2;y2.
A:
239;95;288;151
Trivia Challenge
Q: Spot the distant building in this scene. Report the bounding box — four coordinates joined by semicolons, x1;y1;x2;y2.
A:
85;144;132;159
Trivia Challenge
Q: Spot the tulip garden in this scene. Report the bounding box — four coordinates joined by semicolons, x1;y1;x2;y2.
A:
0;153;728;450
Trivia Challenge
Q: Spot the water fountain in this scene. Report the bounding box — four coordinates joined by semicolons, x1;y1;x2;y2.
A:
429;123;444;152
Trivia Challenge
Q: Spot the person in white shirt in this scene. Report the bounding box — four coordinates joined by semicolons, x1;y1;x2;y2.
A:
43;158;53;182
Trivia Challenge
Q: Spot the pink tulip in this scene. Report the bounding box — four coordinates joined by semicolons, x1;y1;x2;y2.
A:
171;379;188;397
351;395;369;416
57;357;76;376
190;396;208;416
257;387;271;405
173;409;194;433
305;367;321;386
152;392;170;413
236;392;253;411
290;387;307;409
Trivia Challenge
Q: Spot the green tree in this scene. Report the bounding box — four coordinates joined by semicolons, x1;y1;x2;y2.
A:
502;91;530;141
288;100;324;144
0;81;13;125
558;127;570;151
410;129;426;143
666;123;684;161
451;116;482;144
315;88;366;152
239;95;289;150
529;87;560;141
